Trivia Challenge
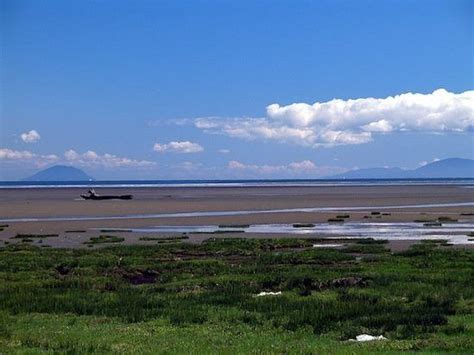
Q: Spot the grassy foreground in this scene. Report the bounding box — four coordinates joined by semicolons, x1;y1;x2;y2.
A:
0;238;473;353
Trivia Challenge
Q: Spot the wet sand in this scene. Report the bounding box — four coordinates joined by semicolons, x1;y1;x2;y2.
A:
1;185;473;249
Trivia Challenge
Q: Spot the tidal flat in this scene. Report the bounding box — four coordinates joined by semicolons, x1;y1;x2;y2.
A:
0;238;473;353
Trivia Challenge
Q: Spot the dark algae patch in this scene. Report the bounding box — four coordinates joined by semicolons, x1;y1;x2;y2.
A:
437;216;458;223
13;233;59;239
0;238;472;353
85;235;125;244
292;223;315;228
139;236;189;242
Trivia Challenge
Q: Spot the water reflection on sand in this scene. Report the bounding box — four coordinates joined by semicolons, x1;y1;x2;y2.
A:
101;222;474;245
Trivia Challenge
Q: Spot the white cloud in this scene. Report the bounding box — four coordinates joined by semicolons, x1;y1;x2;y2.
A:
218;149;230;154
228;160;316;174
153;141;204;153
174;161;203;170
194;89;474;147
20;130;41;143
0;148;58;167
288;160;317;170
64;150;155;168
227;160;343;177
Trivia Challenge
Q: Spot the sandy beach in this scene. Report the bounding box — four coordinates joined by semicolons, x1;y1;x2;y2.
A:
1;184;473;249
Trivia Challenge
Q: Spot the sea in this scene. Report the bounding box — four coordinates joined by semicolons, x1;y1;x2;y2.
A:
0;178;473;189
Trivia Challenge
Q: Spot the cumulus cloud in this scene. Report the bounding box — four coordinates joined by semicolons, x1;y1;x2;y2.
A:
218;149;230;154
194;89;474;147
64;150;155;168
153;141;204;153
20;130;41;143
0;148;58;167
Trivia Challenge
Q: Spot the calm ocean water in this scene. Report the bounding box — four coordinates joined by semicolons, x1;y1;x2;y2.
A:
0;178;473;189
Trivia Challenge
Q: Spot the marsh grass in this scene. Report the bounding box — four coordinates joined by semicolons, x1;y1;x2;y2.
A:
0;238;472;353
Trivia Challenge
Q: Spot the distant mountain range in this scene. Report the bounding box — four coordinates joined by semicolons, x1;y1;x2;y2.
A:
23;165;93;181
21;158;474;181
329;158;474;179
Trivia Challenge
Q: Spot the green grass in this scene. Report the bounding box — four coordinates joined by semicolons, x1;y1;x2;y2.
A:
0;239;472;353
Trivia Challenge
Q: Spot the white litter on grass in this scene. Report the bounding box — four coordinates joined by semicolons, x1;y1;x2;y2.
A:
351;334;387;342
256;291;282;297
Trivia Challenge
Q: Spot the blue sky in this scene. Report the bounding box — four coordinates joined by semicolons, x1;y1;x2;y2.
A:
1;0;473;180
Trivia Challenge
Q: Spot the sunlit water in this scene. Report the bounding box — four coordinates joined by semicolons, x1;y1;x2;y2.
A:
99;222;474;245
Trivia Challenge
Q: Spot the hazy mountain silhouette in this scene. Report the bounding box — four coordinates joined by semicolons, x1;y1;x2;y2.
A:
329;158;474;179
23;165;93;181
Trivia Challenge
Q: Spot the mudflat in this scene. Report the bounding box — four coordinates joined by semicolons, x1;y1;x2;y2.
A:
0;184;473;249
